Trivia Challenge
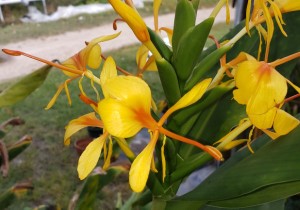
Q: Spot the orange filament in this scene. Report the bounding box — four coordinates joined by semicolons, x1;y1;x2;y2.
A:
2;49;83;75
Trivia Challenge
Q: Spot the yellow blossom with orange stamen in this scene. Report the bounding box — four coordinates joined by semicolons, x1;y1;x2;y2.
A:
98;75;222;192
2;33;120;109
232;53;300;139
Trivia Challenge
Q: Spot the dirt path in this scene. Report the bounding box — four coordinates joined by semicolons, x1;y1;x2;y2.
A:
0;7;232;82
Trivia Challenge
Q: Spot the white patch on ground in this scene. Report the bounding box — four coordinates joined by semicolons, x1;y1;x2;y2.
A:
21;0;147;23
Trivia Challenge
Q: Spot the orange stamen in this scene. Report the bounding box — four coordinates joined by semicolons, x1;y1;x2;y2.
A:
2;49;83;75
269;52;300;67
79;94;98;107
284;93;300;104
158;126;223;161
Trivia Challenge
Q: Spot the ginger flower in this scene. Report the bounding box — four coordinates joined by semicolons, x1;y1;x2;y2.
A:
98;75;222;192
108;0;162;60
2;33;120;109
245;0;300;61
233;53;300;139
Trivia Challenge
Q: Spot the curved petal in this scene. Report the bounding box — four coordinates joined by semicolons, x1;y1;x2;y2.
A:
100;56;118;98
87;44;101;69
77;134;106;180
108;0;150;42
98;98;144;138
247;65;287;115
273;109;300;135
233;60;261;104
64;113;103;145
129;132;158;192
248;107;277;129
103;76;152;111
161;78;211;122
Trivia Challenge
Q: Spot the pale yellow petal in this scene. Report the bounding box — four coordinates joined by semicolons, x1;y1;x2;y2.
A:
64;113;103;145
273;109;299;135
274;0;300;13
77;135;106;180
129;132;158;192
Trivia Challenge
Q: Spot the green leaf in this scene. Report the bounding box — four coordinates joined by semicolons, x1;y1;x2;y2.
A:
209;181;300;208
179;126;300;202
0;65;51;107
203;199;286;210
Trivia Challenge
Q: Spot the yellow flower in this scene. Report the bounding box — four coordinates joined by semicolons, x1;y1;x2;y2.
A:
245;0;300;61
233;53;300;138
98;75;222;192
108;0;150;43
2;33;120;109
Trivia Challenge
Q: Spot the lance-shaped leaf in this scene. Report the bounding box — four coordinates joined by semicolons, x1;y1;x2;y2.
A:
0;65;51;107
168;125;300;208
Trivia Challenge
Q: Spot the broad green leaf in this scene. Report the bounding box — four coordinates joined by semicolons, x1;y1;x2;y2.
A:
178;125;300;202
0;65;51;107
203;199;286;210
209;181;300;208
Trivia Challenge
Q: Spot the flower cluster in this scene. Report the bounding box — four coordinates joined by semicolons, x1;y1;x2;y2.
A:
2;0;300;195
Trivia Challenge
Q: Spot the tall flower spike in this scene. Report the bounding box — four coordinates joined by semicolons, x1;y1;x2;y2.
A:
98;76;222;192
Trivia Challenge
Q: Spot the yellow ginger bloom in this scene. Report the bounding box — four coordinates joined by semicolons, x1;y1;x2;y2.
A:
108;0;149;43
245;0;300;61
233;53;300;139
108;0;162;60
64;112;135;180
2;33;120;109
98;75;222;192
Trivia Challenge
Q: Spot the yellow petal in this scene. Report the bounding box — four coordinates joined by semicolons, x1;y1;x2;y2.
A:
45;83;65;110
100;56;118;98
87;44;101;69
248;107;277;130
273;109;300;135
136;45;149;70
108;0;150;43
64;113;103;145
77;134;106;180
129;132;158;192
163;78;212;121
274;0;300;13
246;65;287;115
98;98;145;138
103;76;152;111
233;60;261;105
153;0;162;31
